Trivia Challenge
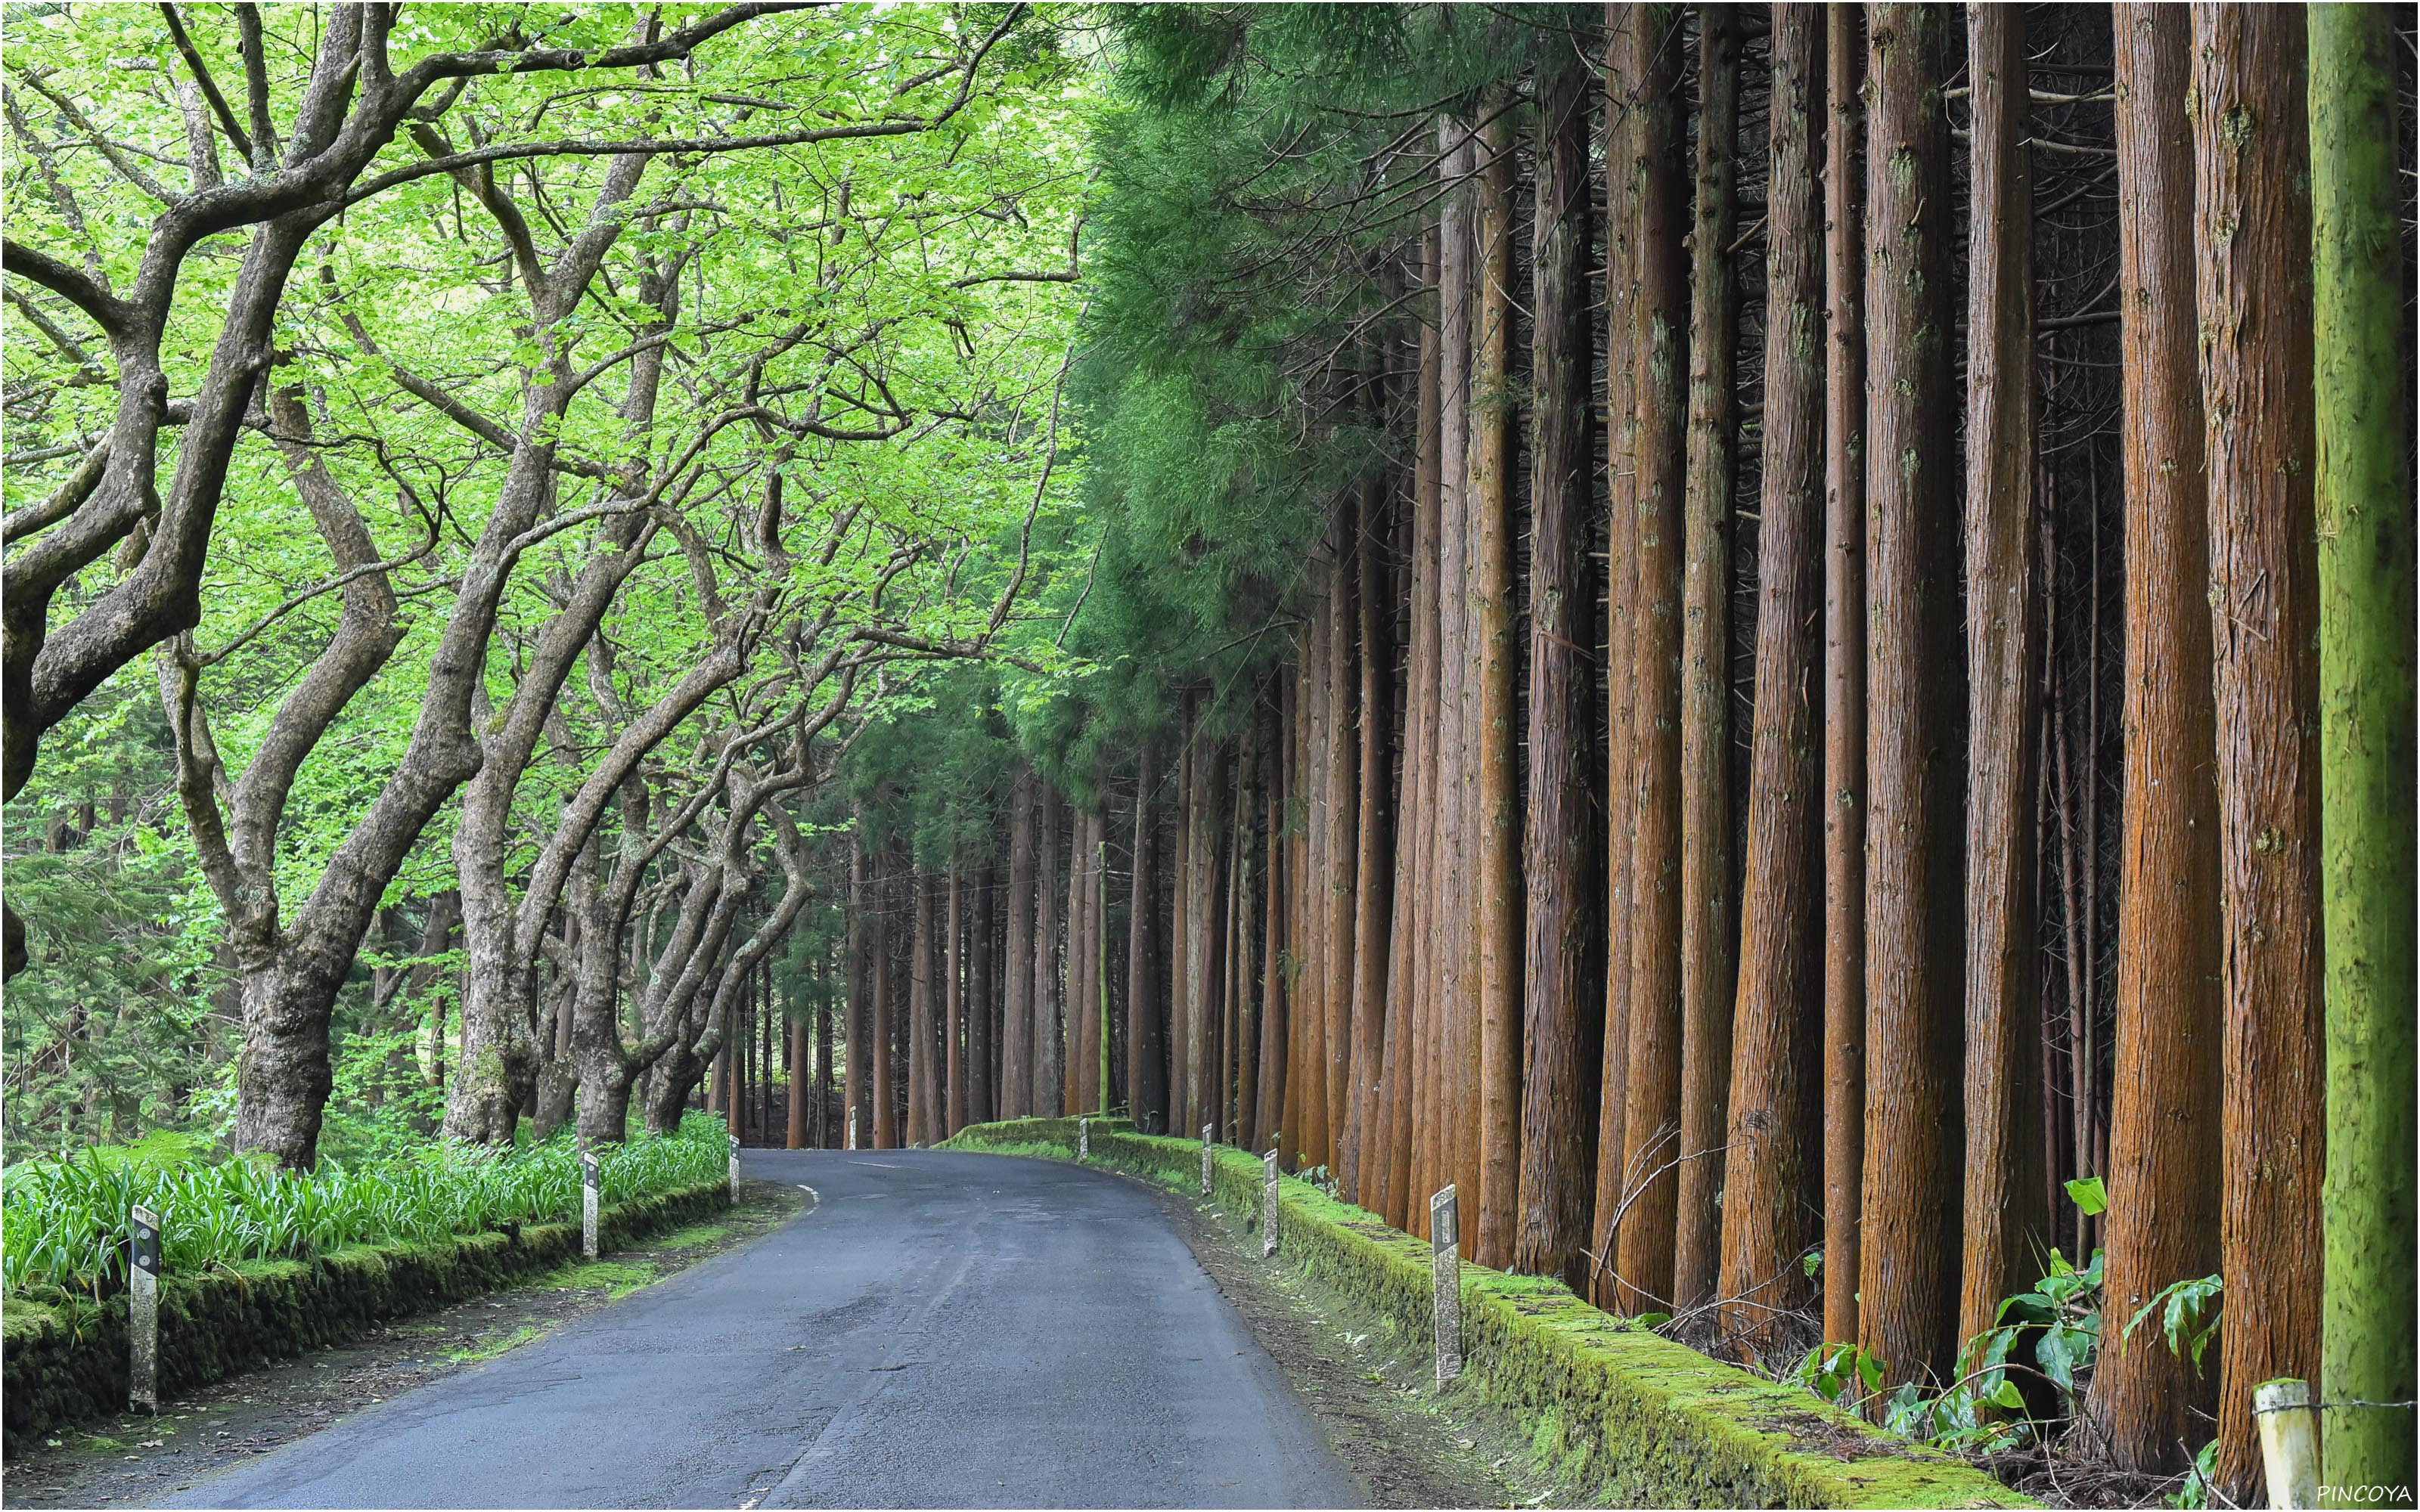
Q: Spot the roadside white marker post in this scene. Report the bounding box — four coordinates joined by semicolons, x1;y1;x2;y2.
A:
1261;1152;1280;1259
128;1203;160;1413
1078;1117;1090;1161
1430;1185;1462;1387
2254;1379;2319;1510
728;1133;742;1201
582;1150;600;1259
1201;1123;1214;1195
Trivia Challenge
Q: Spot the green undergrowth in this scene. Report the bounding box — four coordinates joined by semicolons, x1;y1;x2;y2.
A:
943;1117;2031;1510
2;1178;732;1450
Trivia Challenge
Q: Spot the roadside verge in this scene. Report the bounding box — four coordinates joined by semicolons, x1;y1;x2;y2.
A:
4;1179;731;1449
940;1117;2029;1510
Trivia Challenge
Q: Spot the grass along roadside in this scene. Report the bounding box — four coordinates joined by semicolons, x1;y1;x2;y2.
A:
2;1183;805;1510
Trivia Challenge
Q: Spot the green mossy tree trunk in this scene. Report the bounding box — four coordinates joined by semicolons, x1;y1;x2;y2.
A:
2310;4;2418;1498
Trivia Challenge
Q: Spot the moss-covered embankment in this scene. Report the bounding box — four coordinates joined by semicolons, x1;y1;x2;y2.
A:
941;1117;2028;1510
3;1179;730;1450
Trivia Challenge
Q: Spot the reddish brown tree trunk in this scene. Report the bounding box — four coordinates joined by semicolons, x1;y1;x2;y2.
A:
970;863;994;1127
1257;708;1289;1155
1515;50;1599;1291
908;865;938;1146
1820;0;1868;1351
1002;773;1035;1120
1032;782;1064;1117
2090;6;2223;1470
1956;1;2047;1351
1858;1;1962;1390
945;861;965;1136
871;851;897;1150
1616;1;1688;1315
1433;119;1475;1243
1717;0;1825;1354
1468;100;1522;1269
1348;472;1393;1204
2192;7;2325;1497
1128;745;1167;1132
1590;7;1642;1309
1673;5;1740;1316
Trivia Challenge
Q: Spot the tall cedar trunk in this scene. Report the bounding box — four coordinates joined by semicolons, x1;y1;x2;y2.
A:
870;854;895;1150
1233;742;1261;1144
2091;8;2223;1468
1296;611;1329;1166
2311;8;2418;1495
945;862;964;1136
908;866;937;1145
1084;807;1108;1116
1221;780;1245;1140
1820;0;1869;1349
1388;259;1444;1229
846;832;869;1147
1321;544;1355;1179
1172;720;1196;1136
970;863;995;1127
1032;782;1065;1117
1433;119;1474;1241
1717;0;1825;1354
1515;51;1598;1291
1673;5;1740;1315
1348;472;1393;1200
1956;2;2046;1351
1066;808;1093;1118
1617;2;1688;1314
1205;748;1233;1143
787;1002;806;1149
1128;746;1168;1132
1859;1;1962;1390
1002;773;1035;1120
1469;98;1522;1270
1590;7;1642;1308
1278;677;1303;1168
1189;726;1227;1139
815;958;832;1147
1256;718;1289;1157
2192;8;2324;1498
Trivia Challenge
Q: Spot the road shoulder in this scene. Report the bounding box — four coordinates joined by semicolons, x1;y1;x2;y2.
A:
5;1184;806;1510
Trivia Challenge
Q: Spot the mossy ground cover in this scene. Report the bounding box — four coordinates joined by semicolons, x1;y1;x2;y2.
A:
5;1182;804;1509
942;1117;2032;1510
3;1178;737;1451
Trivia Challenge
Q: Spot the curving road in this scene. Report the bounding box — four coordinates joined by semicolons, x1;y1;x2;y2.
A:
156;1149;1362;1510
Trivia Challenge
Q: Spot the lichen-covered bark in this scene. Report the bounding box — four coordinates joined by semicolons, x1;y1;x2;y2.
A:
2310;8;2418;1493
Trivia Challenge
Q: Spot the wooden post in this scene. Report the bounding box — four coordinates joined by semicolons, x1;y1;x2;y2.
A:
728;1132;741;1201
2255;1379;2319;1510
1202;1122;1214;1196
128;1204;160;1413
1431;1185;1462;1386
582;1150;600;1259
1078;1116;1090;1162
1262;1151;1280;1259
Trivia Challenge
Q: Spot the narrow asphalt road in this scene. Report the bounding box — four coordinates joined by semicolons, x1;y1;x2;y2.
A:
157;1148;1364;1510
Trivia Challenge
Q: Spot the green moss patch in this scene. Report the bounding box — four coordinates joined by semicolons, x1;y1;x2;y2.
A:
941;1118;2029;1510
3;1179;730;1451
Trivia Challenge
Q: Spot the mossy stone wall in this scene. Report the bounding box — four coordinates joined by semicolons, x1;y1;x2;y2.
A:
942;1118;2029;1510
4;1180;729;1449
